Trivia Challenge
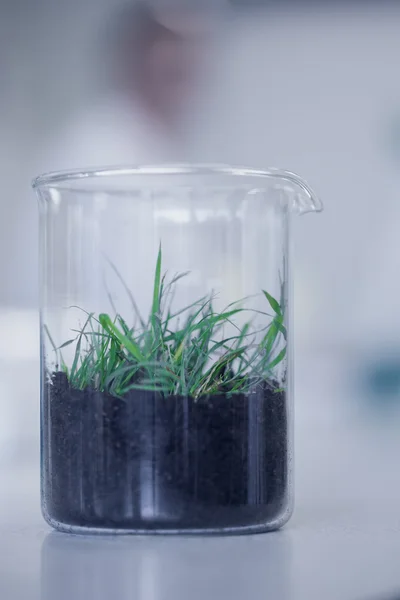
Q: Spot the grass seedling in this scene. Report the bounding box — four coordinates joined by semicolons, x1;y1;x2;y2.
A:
47;246;287;398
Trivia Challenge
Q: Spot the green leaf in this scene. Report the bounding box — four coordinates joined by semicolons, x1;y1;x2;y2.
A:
275;318;287;340
117;315;132;336
174;338;186;361
264;347;287;370
99;313;144;362
263;290;282;316
70;336;82;382
70;313;93;381
43;324;58;355
57;338;77;350
193;347;247;396
151;244;162;320
61;361;69;377
208;308;244;325
105;259;145;327
262;322;280;357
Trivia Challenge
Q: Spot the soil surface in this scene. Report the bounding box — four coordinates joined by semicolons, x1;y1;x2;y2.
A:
42;372;288;532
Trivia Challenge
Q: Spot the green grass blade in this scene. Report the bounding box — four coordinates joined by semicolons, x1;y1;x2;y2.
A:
263;290;282;316
151;244;162;320
57;338;77;350
261;321;280;358
264;347;287;370
117;315;133;337
70;312;93;382
99;313;144;362
105;259;145;328
43;324;58;354
207;308;244;326
275;318;287;340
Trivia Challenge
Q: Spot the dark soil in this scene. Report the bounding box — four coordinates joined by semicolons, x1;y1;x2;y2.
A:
42;372;288;532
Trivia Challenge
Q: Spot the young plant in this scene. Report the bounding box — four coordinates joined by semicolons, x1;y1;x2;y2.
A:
47;246;287;398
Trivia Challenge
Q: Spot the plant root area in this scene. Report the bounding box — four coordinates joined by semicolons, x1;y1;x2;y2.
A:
42;372;288;533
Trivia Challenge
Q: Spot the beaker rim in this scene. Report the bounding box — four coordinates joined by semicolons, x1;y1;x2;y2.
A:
33;163;301;188
32;163;322;214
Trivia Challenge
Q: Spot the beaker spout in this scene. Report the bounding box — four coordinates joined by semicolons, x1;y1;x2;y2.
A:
276;170;323;215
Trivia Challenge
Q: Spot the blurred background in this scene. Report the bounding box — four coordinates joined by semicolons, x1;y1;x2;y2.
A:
3;1;400;598
2;0;400;542
3;0;400;337
2;0;400;446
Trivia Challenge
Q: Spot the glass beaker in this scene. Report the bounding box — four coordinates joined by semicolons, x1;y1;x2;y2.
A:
33;164;322;534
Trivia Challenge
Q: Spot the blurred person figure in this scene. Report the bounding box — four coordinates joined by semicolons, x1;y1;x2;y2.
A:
17;1;224;308
44;1;213;170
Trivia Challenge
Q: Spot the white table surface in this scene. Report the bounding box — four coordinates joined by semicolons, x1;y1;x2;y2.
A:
1;351;400;600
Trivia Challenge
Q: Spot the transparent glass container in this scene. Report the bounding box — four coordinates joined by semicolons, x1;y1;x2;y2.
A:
33;164;322;534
